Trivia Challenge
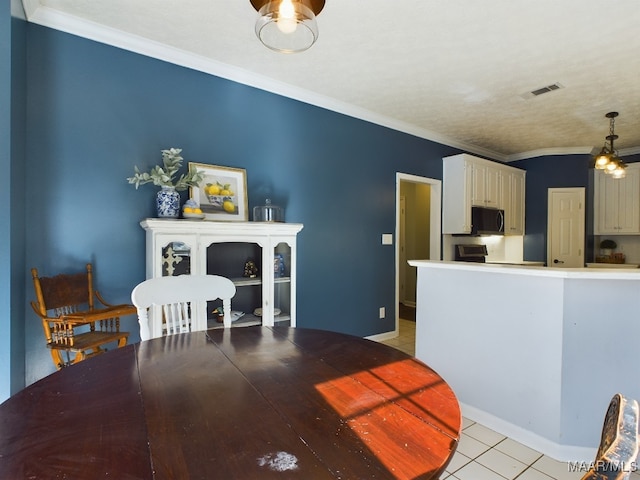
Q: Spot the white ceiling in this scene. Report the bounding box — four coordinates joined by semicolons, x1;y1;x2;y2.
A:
22;0;640;162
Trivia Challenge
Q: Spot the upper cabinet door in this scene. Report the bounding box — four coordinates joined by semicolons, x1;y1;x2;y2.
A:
594;166;640;234
616;167;640;233
503;170;525;235
471;162;501;208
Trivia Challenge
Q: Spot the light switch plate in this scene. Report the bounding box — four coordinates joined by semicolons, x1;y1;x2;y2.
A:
382;234;393;245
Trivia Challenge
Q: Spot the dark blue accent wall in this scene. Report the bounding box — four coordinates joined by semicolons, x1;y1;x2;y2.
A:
22;25;461;383
6;20;636;393
513;155;591;262
513;154;640;263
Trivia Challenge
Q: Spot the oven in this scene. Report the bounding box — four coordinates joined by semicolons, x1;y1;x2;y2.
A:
454;244;488;263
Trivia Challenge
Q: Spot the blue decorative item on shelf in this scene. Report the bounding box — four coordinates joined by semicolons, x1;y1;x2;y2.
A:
156;186;180;218
274;254;285;277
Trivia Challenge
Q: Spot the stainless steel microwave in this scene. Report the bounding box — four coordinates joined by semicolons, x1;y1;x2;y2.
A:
471;206;504;235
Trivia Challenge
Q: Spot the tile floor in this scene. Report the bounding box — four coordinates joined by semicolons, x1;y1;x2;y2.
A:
379;319;640;480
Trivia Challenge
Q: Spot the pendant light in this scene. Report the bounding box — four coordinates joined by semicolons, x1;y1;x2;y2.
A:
250;0;325;53
594;112;627;179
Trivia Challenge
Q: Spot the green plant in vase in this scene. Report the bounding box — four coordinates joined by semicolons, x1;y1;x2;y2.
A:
127;148;203;218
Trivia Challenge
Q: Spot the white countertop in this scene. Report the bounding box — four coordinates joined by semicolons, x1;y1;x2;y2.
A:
486;260;546;266
408;259;640;280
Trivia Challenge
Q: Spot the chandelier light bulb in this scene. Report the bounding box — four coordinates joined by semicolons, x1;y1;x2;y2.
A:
612;166;627;179
277;0;297;33
594;153;610;169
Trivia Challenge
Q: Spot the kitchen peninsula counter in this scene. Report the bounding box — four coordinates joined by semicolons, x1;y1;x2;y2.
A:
408;260;640;462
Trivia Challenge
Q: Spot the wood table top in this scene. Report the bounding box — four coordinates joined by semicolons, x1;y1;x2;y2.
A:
0;326;461;479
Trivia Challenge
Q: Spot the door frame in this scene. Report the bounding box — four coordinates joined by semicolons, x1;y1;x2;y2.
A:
395;173;441;333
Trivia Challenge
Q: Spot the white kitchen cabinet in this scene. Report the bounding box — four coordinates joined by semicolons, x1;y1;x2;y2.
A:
140;219;303;337
594;164;640;234
443;154;525;235
501;169;526;235
471;162;502;208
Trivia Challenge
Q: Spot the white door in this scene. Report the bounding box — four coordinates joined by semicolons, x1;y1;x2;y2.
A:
547;188;585;268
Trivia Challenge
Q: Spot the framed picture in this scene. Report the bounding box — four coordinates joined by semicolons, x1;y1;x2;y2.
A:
189;163;249;221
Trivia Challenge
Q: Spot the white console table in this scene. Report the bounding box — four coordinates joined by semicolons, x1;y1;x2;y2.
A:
140;219;303;337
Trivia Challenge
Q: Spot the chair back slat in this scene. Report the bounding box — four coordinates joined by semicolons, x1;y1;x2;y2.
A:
38;273;90;312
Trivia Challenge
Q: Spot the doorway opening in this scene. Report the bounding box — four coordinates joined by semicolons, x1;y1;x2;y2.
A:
395;173;441;333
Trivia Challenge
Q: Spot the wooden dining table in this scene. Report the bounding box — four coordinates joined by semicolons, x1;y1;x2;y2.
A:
0;326;461;479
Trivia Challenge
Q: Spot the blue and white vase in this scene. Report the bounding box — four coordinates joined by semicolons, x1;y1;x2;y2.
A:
156;186;180;218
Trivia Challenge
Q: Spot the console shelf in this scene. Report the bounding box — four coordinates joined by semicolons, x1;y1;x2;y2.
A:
141;219;303;337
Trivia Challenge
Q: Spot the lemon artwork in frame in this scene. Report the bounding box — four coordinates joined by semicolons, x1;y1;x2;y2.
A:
189;163;249;222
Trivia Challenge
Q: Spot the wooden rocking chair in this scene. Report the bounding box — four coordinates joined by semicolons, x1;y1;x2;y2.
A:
31;263;135;370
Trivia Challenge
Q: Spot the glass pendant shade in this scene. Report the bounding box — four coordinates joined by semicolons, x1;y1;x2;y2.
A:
611;164;627;179
594;149;611;170
252;0;324;53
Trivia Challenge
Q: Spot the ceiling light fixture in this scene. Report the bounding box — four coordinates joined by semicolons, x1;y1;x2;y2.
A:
250;0;325;53
594;111;627;179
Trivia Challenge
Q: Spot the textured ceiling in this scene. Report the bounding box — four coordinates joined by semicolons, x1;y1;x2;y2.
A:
22;0;640;161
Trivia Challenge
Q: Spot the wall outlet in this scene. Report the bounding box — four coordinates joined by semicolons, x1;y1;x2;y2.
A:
379;307;385;318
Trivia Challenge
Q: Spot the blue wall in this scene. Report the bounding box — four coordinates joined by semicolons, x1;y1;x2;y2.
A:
513;154;592;262
1;1;27;400
22;25;461;384
6;20;623;393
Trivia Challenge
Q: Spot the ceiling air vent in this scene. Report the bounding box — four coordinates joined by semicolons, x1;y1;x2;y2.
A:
521;82;564;99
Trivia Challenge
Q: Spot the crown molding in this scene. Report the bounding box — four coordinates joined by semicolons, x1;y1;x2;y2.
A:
22;4;510;162
620;146;640;156
505;146;595;162
23;3;626;165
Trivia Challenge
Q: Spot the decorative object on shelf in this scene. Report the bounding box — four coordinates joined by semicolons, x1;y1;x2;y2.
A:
600;239;617;256
127;148;204;218
212;307;245;323
182;198;204;220
254;307;281;317
274;253;286;277
250;0;325;54
253;198;284;222
156;186;180;218
243;258;259;278
189;163;249;221
596;239;626;263
161;245;184;276
593;112;627;179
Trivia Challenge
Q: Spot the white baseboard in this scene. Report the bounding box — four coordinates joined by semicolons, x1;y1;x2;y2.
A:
460;402;597;463
366;330;398;342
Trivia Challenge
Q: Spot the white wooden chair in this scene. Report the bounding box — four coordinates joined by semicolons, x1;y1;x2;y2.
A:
131;274;236;340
